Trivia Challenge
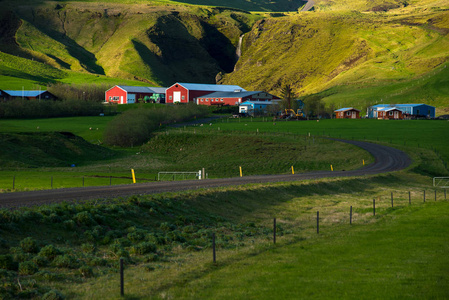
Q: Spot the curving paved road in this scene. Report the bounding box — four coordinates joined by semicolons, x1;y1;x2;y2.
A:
0;140;411;208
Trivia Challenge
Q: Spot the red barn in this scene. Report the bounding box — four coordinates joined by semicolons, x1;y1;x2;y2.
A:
105;86;166;104
196;91;280;106
165;83;246;104
334;107;360;119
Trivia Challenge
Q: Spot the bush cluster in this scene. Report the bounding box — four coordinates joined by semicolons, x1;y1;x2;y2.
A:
103;103;208;147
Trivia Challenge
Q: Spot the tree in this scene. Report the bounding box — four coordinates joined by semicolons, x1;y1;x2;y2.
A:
280;84;297;110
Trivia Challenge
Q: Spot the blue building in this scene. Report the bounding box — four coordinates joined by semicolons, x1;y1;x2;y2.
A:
239;100;281;116
367;104;436;119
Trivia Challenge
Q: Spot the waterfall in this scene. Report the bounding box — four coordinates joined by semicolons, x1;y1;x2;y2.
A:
236;34;244;61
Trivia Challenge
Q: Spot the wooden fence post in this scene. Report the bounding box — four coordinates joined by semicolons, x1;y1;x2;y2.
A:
373;198;376;216
120;258;124;297
350;206;352;225
273;218;276;244
212;233;216;263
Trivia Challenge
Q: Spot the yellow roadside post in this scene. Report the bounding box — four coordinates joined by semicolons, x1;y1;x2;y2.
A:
331;165;334;171
239;166;243;177
291;166;295;174
131;169;136;183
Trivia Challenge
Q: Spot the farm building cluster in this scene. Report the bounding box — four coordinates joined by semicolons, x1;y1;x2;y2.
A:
105;83;282;116
1;83;437;119
335;104;436;119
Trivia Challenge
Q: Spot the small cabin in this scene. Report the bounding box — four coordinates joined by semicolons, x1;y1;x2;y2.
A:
334;107;360;119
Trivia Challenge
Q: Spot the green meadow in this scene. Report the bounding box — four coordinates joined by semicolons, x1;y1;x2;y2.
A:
0;113;449;298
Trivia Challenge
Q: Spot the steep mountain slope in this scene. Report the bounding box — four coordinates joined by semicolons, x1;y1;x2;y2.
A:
0;2;259;87
220;0;449;113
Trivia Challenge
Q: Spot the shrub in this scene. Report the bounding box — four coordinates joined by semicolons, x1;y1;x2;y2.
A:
18;261;39;275
160;222;176;232
0;255;18;271
62;220;76;230
41;289;65;300
130;242;157;255
73;211;96;226
32;255;49;267
53;255;78;269
86;257;107;267
103;104;208;147
81;243;96;254
38;245;61;260
47;213;62;223
144;253;160;262
127;229;147;243
78;265;94;278
20;237;39;253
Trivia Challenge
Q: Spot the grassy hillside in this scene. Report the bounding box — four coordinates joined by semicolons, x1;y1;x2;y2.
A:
0;1;261;88
220;0;449;114
1;0;448;112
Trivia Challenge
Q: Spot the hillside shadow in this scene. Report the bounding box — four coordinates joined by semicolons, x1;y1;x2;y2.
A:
18;11;105;75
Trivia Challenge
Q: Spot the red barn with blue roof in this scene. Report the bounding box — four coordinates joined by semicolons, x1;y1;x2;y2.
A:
165;83;246;104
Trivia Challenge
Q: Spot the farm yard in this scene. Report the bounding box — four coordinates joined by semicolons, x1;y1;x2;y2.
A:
1;0;449;297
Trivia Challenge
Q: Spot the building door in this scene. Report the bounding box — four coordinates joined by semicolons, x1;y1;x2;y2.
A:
394;111;398;119
173;91;181;103
120;96;124;104
128;94;135;104
352;111;356;119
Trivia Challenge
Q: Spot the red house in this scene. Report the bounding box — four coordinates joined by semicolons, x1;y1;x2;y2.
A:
377;107;404;120
196;91;280;106
105;86;166;104
334;107;360;119
165;83;246;104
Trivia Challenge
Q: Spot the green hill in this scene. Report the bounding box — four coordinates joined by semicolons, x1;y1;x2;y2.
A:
0;0;448;113
0;1;260;88
220;0;449;114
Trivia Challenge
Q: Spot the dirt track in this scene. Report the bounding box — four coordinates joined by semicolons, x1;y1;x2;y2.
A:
0;140;411;208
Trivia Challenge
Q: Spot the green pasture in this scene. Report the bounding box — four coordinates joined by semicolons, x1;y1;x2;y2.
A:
208;117;449;167
0;116;448;191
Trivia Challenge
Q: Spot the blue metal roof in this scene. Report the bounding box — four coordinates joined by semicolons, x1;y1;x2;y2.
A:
175;83;246;92
240;100;279;106
117;86;166;93
199;91;263;98
371;103;434;108
377;107;401;111
334;107;360;112
4;90;48;97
